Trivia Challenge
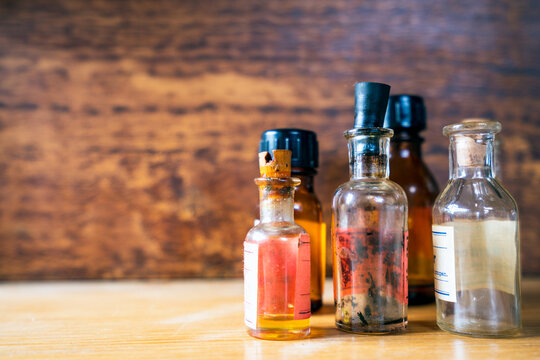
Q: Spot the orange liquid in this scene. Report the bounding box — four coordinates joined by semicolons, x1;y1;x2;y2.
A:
247;234;310;340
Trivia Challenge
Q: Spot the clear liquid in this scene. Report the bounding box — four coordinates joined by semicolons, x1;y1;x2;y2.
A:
436;220;520;337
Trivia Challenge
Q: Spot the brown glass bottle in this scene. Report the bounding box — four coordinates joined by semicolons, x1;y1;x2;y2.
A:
259;129;325;313
385;95;439;305
293;168;325;312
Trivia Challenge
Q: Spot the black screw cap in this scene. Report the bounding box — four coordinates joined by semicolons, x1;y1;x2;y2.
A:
353;82;391;128
383;94;426;132
259;128;318;169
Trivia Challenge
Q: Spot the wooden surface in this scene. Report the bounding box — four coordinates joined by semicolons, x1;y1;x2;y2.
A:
0;278;539;359
0;0;539;279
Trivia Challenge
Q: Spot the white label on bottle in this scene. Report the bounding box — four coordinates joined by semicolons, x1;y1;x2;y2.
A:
243;242;259;329
432;225;457;303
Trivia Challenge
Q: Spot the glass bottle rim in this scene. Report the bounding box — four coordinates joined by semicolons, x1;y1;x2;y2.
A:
344;127;394;139
443;119;501;137
254;177;301;187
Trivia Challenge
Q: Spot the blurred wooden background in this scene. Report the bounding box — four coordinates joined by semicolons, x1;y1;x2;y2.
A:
0;0;539;279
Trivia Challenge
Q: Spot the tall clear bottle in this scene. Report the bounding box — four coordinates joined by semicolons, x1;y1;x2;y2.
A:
433;120;520;337
259;129;325;312
244;150;311;340
332;82;408;334
384;95;439;305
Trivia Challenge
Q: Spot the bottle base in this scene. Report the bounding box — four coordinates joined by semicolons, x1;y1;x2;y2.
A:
336;319;407;335
409;284;435;305
437;321;521;338
311;299;323;313
247;327;310;340
246;316;310;340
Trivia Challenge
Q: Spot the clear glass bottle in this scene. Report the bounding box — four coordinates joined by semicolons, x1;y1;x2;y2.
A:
259;129;325;313
385;95;439;305
433;120;520;338
332;82;408;334
244;150;311;340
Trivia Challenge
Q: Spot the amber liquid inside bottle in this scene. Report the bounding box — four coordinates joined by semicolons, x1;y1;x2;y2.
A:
389;135;439;305
293;169;325;312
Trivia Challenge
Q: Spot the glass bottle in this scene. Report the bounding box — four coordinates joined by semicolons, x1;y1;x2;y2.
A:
384;95;439;305
433;120;520;337
259;129;325;312
244;149;311;340
332;82;408;334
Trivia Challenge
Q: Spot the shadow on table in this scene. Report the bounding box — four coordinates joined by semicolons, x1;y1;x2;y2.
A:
312;304;335;315
309;315;438;339
519;320;540;339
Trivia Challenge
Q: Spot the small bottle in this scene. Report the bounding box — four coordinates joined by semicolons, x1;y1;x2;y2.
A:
433;120;521;337
244;149;311;340
259;129;325;313
332;82;408;334
384;95;439;305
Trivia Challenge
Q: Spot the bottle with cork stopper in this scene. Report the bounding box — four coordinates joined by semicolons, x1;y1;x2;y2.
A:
244;149;311;340
332;82;409;334
432;119;520;337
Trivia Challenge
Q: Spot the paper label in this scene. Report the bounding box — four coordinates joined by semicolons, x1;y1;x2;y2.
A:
243;242;259;329
403;231;409;305
432;225;457;303
294;234;311;320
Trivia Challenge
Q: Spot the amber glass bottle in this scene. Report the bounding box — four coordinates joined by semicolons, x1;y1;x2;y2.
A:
260;129;325;312
384;95;439;305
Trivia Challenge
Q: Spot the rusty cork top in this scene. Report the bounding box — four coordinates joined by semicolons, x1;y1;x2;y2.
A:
258;150;291;178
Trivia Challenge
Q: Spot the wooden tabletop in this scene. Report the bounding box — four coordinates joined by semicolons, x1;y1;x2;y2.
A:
1;279;539;359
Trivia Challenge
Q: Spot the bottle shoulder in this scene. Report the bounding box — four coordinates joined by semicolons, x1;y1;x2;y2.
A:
389;159;439;202
294;190;322;221
246;221;307;242
335;178;406;194
434;177;518;220
333;179;408;206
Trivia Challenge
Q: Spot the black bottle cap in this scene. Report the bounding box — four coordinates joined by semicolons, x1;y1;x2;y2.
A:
383;94;426;132
259;128;318;169
354;82;391;128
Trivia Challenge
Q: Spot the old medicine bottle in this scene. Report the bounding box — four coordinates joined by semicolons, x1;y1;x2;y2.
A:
332;82;408;334
244;149;311;340
384;95;439;305
259;129;325;312
433;120;520;337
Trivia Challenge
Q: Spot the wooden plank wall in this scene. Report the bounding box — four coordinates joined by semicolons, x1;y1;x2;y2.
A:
0;0;539;279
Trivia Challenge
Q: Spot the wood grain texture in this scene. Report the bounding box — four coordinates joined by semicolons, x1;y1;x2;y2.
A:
0;0;539;279
0;279;539;359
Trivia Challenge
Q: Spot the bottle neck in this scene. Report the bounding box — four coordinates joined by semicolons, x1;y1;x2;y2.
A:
292;168;315;193
346;129;392;180
449;133;495;179
390;133;423;160
255;178;298;223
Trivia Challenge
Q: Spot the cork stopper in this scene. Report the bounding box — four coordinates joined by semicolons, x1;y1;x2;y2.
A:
258;150;292;178
443;119;501;167
455;136;486;166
